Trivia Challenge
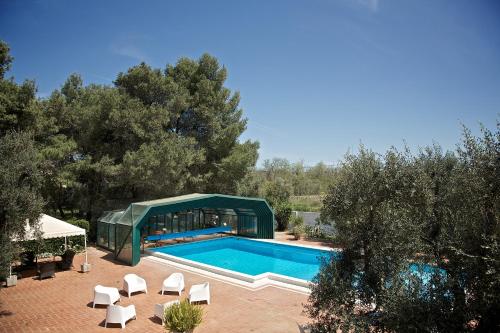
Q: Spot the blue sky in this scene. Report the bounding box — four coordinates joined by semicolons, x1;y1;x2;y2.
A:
1;0;499;166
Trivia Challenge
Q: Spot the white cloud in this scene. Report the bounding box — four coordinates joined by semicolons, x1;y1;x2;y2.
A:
356;0;379;12
110;43;148;62
249;119;289;140
109;35;151;62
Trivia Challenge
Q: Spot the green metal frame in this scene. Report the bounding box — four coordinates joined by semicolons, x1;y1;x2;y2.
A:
97;193;274;266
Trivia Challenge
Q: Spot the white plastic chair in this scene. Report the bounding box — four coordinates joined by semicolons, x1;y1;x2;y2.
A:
123;273;148;298
189;282;210;304
105;304;136;328
154;299;180;324
93;285;120;308
162;273;185;295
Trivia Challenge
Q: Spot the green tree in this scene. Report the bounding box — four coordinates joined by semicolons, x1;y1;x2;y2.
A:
0;40;39;136
0;40;14;79
25;52;259;228
0;131;44;279
115;54;258;195
263;179;293;231
447;123;500;331
307;123;500;332
120;135;204;198
307;146;428;332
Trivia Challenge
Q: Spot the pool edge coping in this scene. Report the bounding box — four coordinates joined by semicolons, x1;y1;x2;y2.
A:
143;251;312;294
143;236;339;294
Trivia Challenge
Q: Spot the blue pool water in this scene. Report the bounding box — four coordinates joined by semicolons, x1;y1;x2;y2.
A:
154;237;334;281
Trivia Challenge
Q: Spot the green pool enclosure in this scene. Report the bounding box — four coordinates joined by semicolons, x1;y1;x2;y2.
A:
96;193;275;266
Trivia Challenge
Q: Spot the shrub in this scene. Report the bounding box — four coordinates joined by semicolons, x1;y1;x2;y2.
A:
274;202;292;231
67;218;90;233
289;215;304;230
21;235;85;259
164;299;203;332
292;224;305;240
304;225;330;239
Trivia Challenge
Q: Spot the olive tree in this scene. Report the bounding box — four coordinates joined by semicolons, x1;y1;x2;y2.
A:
0;131;44;279
307;123;499;332
306;146;427;331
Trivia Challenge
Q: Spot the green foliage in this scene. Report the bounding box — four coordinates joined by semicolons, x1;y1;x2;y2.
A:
262;178;291;207
0;77;37;136
303;224;331;239
292;223;305;240
121;135;204;198
0;131;44;279
290;215;305;239
0;41;259;239
307;123;500;332
163;299;203;332
0;40;13;79
238;159;337;200
67;218;90;233
61;73;83;102
21;236;85;258
113;54;257;196
274;202;292;231
289;215;304;229
290;195;324;212
261;178;293;231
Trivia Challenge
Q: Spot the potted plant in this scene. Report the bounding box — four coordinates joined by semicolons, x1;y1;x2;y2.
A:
60;241;83;270
61;248;76;270
164;299;203;333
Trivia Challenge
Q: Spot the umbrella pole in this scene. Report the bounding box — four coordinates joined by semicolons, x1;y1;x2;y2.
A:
84;234;88;263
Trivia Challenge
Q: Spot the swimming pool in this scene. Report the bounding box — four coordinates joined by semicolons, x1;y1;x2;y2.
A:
154;237;334;281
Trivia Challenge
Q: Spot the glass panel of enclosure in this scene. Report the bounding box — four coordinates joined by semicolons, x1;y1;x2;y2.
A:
97;221;108;248
179;213;186;232
131;204;148;224
238;215;258;237
108;223;115;250
221;214;237;230
172;214;179;233
116;223;132;263
142;209;241;237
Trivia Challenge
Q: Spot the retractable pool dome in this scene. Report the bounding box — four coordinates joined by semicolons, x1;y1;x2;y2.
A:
97;193;275;266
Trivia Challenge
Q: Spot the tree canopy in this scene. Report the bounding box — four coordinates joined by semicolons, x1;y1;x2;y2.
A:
0;131;44;279
307;124;500;332
0;40;259;243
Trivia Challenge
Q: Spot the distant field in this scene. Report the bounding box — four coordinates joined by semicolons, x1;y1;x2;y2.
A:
290;195;324;212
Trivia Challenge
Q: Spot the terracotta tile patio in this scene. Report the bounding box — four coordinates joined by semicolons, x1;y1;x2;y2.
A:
0;232;329;332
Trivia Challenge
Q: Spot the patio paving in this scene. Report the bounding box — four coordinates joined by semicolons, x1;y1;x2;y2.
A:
0;232;327;333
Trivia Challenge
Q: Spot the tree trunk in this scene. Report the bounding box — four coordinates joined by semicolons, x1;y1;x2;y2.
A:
58;205;66;219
